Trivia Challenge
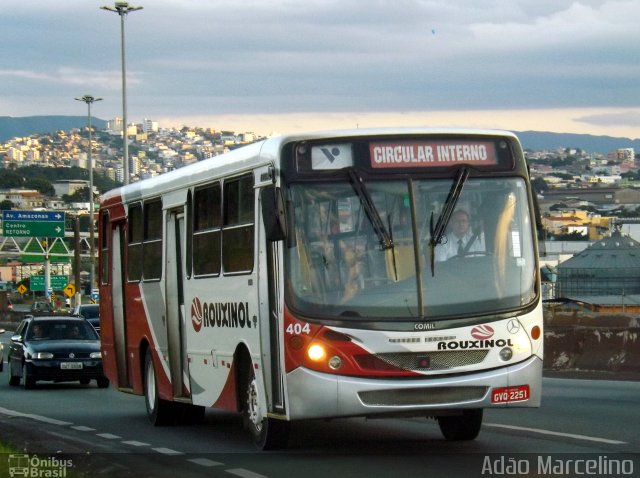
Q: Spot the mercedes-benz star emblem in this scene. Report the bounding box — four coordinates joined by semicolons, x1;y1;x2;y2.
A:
507;319;520;334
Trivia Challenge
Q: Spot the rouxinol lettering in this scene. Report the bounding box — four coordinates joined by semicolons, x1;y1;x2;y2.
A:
202;301;253;328
437;339;513;350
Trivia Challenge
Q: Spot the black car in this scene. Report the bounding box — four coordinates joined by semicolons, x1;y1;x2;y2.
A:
72;304;100;334
7;316;109;389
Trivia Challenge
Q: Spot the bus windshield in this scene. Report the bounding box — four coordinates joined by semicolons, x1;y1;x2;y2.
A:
285;176;537;320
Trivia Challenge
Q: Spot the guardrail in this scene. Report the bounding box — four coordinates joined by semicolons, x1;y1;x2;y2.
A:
544;314;640;373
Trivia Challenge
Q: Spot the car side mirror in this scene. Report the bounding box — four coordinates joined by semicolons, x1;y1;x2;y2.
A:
0;328;5;334
10;334;23;343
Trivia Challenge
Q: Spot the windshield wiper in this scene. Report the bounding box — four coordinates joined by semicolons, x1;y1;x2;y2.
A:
428;167;470;275
348;168;394;250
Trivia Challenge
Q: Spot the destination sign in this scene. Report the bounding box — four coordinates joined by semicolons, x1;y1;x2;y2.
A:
369;141;498;168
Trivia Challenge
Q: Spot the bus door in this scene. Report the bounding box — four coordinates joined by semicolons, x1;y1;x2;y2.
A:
166;209;190;399
259;185;287;414
111;221;130;387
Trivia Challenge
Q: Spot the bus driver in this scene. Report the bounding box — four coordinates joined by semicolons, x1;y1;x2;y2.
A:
435;209;484;262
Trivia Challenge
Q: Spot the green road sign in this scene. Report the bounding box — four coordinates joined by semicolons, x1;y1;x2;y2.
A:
30;275;68;291
2;210;65;238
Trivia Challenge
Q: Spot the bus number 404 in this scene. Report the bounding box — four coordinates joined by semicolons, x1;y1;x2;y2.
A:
286;323;311;335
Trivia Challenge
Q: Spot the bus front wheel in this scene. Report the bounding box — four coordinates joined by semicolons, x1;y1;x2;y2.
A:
437;409;483;441
242;363;289;450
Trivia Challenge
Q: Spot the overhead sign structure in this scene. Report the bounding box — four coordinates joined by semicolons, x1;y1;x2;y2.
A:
2;210;66;238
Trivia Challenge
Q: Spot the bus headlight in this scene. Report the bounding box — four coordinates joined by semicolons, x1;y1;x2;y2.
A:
499;347;513;361
307;344;326;362
328;356;342;370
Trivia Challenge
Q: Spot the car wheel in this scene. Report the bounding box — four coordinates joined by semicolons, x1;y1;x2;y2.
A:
79;378;91;385
437;409;483;441
144;349;175;426
8;364;20;386
241;359;289;450
22;363;36;390
96;377;110;389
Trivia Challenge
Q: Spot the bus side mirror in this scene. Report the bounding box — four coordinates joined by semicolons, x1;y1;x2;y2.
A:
261;187;287;242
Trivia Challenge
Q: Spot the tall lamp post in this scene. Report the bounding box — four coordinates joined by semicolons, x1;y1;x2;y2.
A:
75;94;102;297
101;1;143;186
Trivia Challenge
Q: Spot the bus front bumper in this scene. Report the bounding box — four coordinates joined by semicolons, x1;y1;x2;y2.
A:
285;356;542;420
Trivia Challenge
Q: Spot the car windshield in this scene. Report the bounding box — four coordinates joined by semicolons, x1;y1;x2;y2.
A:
27;321;98;340
285;177;537;320
78;305;99;319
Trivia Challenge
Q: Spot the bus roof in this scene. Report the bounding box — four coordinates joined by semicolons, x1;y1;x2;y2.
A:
101;127;520;206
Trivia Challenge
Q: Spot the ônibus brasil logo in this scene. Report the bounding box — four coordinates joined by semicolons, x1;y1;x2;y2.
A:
471;324;494;340
190;297;254;332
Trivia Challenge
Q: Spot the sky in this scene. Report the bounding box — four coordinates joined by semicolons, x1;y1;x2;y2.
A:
1;0;640;139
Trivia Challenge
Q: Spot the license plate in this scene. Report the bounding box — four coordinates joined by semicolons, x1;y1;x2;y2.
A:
491;385;530;403
61;362;83;370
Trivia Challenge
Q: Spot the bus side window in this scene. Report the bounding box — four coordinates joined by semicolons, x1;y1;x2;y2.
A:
223;174;255;274
193;182;221;276
127;203;143;282
143;199;163;281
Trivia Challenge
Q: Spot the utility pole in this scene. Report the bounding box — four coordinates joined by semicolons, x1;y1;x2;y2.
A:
101;2;143;185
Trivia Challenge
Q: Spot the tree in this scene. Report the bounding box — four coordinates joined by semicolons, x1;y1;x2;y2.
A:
24;178;55;196
532;177;549;193
0;199;12;210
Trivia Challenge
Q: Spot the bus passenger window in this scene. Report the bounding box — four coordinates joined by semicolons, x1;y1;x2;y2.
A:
127;203;143;282
143;200;162;280
223;174;254;273
193;183;221;276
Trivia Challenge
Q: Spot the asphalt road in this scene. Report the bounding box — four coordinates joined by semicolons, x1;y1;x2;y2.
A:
0;332;638;477
0;385;637;478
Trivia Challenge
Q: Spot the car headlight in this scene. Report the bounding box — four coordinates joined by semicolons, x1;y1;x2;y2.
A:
90;352;102;359
33;352;54;359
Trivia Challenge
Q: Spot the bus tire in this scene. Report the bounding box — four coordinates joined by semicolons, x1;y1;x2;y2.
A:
242;362;289;450
437;409;483;441
144;349;175;426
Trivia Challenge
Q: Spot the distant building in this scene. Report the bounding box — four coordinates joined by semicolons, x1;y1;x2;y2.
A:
556;229;640;301
53;180;89;197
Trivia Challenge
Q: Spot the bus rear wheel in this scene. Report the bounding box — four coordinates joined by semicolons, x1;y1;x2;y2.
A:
144;349;175;426
437;409;483;441
242;363;289;450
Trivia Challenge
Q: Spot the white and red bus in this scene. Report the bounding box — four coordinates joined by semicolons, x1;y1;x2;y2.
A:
99;128;542;449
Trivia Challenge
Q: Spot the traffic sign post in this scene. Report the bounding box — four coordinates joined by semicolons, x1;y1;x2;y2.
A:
63;283;76;298
2;210;66;238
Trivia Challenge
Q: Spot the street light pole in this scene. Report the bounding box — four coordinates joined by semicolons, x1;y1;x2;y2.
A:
75;94;102;295
101;2;143;186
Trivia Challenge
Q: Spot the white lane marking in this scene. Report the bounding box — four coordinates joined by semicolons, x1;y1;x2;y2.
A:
122;440;151;447
226;469;268;478
153;447;184;455
96;433;122;439
189;458;223;467
485;422;627;445
0;407;72;426
71;425;96;432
